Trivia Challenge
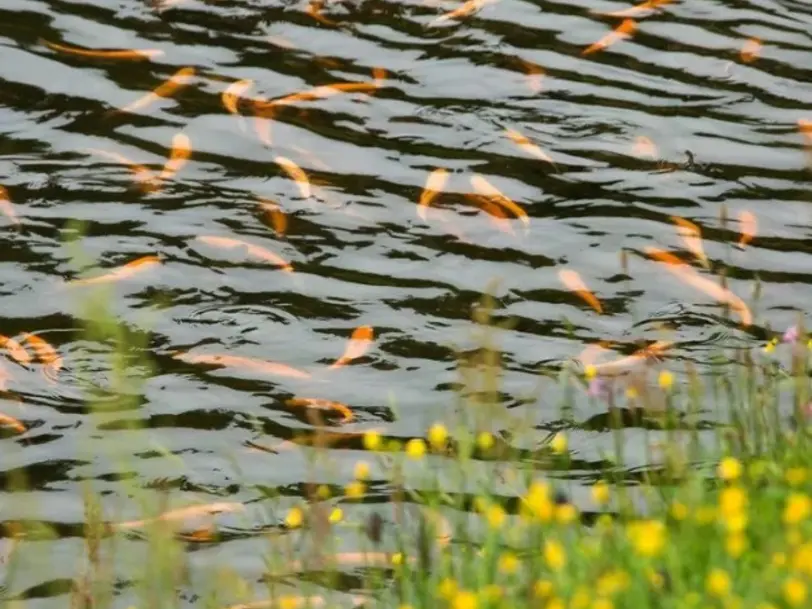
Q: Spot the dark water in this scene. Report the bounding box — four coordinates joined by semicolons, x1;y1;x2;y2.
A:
1;0;812;603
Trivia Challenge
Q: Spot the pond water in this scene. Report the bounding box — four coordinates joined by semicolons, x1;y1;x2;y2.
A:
1;0;811;604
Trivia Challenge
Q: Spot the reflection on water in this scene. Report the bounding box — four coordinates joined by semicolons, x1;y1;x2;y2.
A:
1;0;812;602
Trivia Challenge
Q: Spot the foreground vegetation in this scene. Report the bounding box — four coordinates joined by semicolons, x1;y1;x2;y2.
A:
2;241;811;609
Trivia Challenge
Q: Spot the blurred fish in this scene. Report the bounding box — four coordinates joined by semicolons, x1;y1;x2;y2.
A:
465;194;515;235
255;68;384;111
222;79;254;132
644;247;753;327
20;332;63;382
172;352;311;379
40;39;163;61
740;37;762;63
417;169;449;221
582;19;637;55
116;66;195;115
737;211;757;249
0;361;9;392
558;270;603;314
286;398;354;423
329;326;374;369
514;57;545;93
274;157;312;199
254;115;274;147
576;341;615;368
505;128;557;170
196;236;293;272
84;149;160;193
632;136;658;159
112;502;244;531
0;186;20;227
600;0;673;17
67;255;162;287
800;119;812;166
590;340;672;377
470;175;529;227
257;199;288;237
429;0;499;26
158;133;192;183
306;0;339;26
0;412;25;434
0;335;32;365
670;216;710;269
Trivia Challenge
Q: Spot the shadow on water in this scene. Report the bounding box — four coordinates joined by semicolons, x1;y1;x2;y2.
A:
1;0;812;602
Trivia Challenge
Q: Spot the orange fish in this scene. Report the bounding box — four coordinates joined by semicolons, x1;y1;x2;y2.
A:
558;270;603;314
286;397;354;423
469;175;529;227
582;19;637;56
257;199;288;236
505;128;556;170
0;186;20;227
645;247;752;327
0;335;32;365
67;255;161;287
576;341;615;369
274;157;312;199
196;235;293;272
465;194;515;235
589;340;672;377
0;412;25;434
222;78;254;132
255;68;384;111
173;352;311;379
632;136;658;159
329;326;374;369
800;119;812;166
159;133;192;182
417;169;449;221
254;114;274;147
737;211;757;249
430;0;498;26
0;361;9;392
740;37;762;63
670;216;710;268
112;501;244;531
306;0;338;26
85;149;160;193
514;58;544;93
602;0;672;17
40;39;163;61
20;332;63;382
117;66;195;114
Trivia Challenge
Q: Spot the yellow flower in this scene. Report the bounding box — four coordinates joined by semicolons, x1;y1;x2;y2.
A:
783;493;811;525
391;552;404;566
405;438;426;459
481;585;503;601
543;539;566;571
285;506;304;529
398;605;413;609
785;467;807;486
476;431;494;451
719;486;747;517
387;439;402;452
592;481;610;505
354;460;370;480
524;481;554;522
428;423;448;450
345;481;365;499
451;590;477;609
791;543;812;575
658;370;674;389
670;501;688;521
596;514;613;530
725;533;747;558
555;503;578;525
764;338;778;353
585;365;597;380
316;484;331;499
486;504;506;529
724;512;748;533
570;587;590;609
498;552;519;574
438;578;457;599
551;432;567;454
625;386;639;400
279;596;300;609
328;508;343;523
597;569;629;597
718;457;742;481
363;430;381;451
546;598;565;609
592;600;613;609
534;579;554;598
706;569;731;598
627;519;666;557
695;505;717;524
783;578;807;607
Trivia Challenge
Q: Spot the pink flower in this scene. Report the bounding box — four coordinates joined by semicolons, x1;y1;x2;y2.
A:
783;325;799;344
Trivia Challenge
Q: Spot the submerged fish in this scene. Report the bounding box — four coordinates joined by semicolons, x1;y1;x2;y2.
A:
286;398;354;423
558;270;603;314
20;332;63;382
40;39;163;61
0;186;20;227
112;501;244;531
116;66;195;115
173;351;311;379
417;168;449;221
67;255;161;287
196;235;293;272
582;19;637;56
328;326;375;369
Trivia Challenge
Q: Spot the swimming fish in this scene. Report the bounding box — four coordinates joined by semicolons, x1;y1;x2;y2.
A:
737;211;757;249
329;326;374;369
631;136;658;159
0;186;20;227
196;235;293;272
257;199;288;237
558;270;603;314
20;332;63;382
255;68;384;111
587;340;672;377
429;0;498;26
274;157;312;199
469;175;529;227
644;247;753;327
116;66;195;115
514;57;545;93
670;216;710;269
465;193;515;235
286;398;354;423
221;78;254;132
158;133;192;182
582;19;637;56
112;501;244;531
417;169;449;221
84;149;160;193
0;412;25;434
173;352;311;379
601;0;673;18
67;255;161;287
505;128;557;170
740;37;762;63
306;0;339;26
0;335;32;365
40;39;163;61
